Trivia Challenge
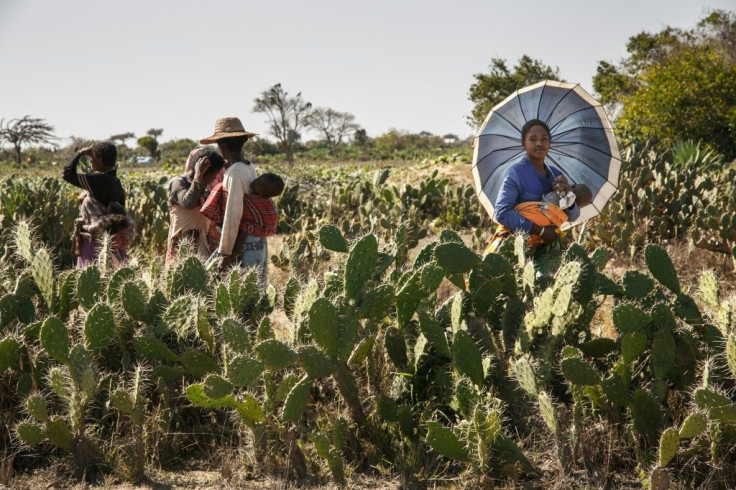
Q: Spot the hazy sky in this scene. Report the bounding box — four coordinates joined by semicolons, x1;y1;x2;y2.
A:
0;0;732;146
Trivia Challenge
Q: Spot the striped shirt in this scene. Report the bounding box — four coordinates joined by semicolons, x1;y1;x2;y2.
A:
63;152;125;207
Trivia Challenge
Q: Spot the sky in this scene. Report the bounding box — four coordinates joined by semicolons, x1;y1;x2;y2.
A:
0;0;733;147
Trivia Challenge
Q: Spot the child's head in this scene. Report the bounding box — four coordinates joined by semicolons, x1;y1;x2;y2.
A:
91;142;118;171
251;173;285;198
572;183;593;207
98;202;136;249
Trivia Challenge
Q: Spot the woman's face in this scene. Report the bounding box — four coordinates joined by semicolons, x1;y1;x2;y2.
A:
522;125;550;161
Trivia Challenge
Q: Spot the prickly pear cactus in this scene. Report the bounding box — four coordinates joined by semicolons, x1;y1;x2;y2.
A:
644;244;681;294
308;298;340;360
76;266;101;310
14;220;35;264
658;427;680;467
344;234;378;300
679;413;707;439
318;225;349;253
434;242;481;274
282;375;310;422
40;317;70;364
0;337;21;372
84;303;116;354
169;256;208;297
453;329;484;387
426;421;469;461
31;248;55;309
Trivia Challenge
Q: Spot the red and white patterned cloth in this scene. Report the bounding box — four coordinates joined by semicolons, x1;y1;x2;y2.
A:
200;183;278;238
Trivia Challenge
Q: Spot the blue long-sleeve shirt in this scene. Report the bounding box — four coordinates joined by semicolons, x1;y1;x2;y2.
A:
494;156;579;232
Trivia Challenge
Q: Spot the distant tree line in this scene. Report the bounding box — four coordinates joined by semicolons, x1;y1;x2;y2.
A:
3;10;733;166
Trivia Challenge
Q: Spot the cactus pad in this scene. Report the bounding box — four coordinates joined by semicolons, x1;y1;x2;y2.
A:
453;329;484;386
694;387;736;424
344;234;378;300
434;242;481;274
255;339;298;370
84;303;116;354
134;335;180;363
560;357;600;386
658;427;680;467
651;328;676;379
203;374;234;399
16;421;45;446
318;225;349;253
513;356;539;396
26;394;49;423
31;248;55;308
298;345;334;378
121;281;149;322
46;417;72;450
282;375;310;422
426;421;468;461
644;244;681;294
180;350;219;378
76;266;101;310
384;326;408;370
106;267;135;304
612;303;651;335
538;391;558;433
356;284;395;320
418;310;451;358
622;270;655;299
679;412;707;439
0;337;20;372
227;354;264;387
308;298;340;359
40;317;70;364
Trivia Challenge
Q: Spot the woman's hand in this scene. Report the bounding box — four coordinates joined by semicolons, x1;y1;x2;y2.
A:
79;146;93;157
540;226;558;242
532;223;559;242
194;156;211;182
553;176;572;195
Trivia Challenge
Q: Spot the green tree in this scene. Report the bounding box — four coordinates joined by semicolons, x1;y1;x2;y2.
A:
0;115;59;164
137;136;158;159
253;83;312;164
467;55;563;128
617;45;736;158
594;9;736;159
146;128;164;139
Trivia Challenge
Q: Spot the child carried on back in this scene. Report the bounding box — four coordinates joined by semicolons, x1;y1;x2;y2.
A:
200;173;284;268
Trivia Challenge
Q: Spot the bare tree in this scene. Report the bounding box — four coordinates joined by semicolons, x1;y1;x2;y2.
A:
253;83;312;164
0;115;59;164
306;108;361;149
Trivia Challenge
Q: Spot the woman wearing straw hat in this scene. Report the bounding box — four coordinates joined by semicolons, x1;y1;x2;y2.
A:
200;117;268;289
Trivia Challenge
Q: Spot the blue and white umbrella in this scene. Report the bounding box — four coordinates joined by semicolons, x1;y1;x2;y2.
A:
472;80;621;228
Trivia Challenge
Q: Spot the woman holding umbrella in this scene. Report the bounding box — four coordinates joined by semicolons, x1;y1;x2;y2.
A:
473;81;621;257
493;119;580;246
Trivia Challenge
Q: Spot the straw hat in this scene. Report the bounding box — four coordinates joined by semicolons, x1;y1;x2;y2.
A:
200;117;257;144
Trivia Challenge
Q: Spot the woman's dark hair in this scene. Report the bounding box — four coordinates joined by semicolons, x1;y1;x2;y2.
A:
217;136;248;155
92;141;118;169
190;147;225;177
520;119;551;142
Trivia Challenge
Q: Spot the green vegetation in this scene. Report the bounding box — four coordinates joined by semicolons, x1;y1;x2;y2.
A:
594;10;736;159
1;140;735;488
